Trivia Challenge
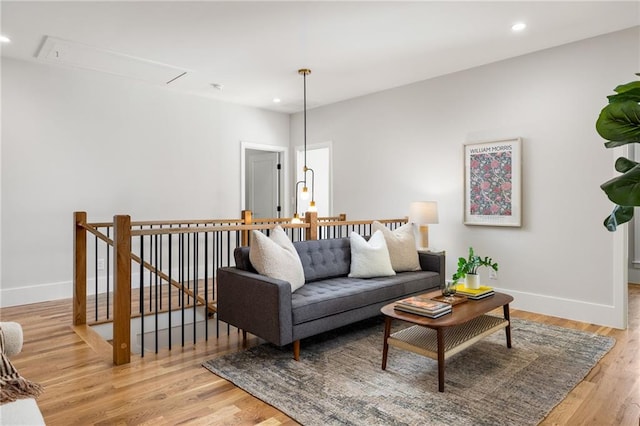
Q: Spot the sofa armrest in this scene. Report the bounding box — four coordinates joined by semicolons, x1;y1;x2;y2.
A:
0;398;45;425
1;322;23;357
418;251;446;287
216;267;294;346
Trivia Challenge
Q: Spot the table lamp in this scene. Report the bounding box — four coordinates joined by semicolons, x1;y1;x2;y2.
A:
409;201;439;250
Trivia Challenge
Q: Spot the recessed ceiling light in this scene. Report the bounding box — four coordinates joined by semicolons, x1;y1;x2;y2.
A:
273;98;281;103
210;83;224;90
0;35;11;43
512;22;527;32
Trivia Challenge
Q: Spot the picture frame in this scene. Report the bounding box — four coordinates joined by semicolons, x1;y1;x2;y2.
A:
464;138;522;227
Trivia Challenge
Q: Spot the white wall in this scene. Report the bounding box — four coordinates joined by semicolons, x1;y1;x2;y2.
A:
1;57;289;306
291;27;639;328
2;28;637;328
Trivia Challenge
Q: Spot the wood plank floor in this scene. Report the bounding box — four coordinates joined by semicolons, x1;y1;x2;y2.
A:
1;286;639;425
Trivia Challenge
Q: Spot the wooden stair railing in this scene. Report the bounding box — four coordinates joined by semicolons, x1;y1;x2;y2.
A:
73;211;87;326
73;210;406;365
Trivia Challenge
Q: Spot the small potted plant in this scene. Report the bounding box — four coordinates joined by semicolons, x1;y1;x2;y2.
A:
454;247;498;289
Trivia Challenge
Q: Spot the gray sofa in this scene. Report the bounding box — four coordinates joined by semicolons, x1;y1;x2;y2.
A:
217;237;444;359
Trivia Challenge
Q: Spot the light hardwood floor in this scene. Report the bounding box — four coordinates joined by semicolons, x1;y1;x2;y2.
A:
1;286;639;425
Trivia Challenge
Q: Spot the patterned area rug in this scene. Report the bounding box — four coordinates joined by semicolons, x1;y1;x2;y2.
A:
203;317;614;426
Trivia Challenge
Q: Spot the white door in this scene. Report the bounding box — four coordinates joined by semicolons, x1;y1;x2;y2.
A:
296;143;332;217
246;151;281;218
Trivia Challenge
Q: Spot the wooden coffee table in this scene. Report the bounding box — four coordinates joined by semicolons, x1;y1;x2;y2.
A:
381;290;513;392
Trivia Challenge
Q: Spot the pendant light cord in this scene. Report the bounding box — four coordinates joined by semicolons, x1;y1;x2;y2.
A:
299;69;311;184
303;70;307;170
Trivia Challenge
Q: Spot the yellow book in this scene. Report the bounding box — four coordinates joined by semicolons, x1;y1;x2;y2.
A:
455;284;493;295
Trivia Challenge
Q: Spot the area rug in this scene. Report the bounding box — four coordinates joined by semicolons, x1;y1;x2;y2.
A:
203;317;614;426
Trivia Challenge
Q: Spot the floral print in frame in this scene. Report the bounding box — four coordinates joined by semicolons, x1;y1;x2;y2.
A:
464;138;522;226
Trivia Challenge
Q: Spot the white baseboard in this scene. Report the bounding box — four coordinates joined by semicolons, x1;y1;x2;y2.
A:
0;268;217;308
1;281;72;307
0;277;133;308
501;287;624;330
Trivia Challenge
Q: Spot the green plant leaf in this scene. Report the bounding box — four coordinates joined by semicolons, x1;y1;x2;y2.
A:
614;81;640;94
603;205;634;231
596;101;640;147
615;157;638;173
607;87;640;103
599;76;640;232
601;165;640;206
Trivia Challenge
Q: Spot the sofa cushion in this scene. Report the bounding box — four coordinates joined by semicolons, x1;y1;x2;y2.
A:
235;237;353;282
294;238;351;282
291;271;439;324
372;221;420;272
249;226;305;292
234;247;256;273
348;231;395;278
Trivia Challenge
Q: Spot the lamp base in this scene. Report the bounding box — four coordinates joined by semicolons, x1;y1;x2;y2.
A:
418;225;429;250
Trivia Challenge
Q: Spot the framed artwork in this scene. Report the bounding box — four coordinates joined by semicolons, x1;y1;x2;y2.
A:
464;138;522;227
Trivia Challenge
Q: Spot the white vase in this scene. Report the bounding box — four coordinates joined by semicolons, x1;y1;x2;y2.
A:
466;273;480;290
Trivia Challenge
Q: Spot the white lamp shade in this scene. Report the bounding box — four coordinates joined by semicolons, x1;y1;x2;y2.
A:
409;201;439;224
301;187;310;200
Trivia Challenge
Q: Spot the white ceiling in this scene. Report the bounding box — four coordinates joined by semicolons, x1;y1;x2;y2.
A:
2;1;639;113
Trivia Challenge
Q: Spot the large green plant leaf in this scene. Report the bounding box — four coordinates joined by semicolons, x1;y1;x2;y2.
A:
601;164;640;205
599;75;640;231
604;205;634;231
613;76;640;94
596;100;640;148
615;157;638;173
607;87;640;103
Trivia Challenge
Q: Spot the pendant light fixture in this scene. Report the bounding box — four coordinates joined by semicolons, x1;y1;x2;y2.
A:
292;180;305;224
298;68;316;212
305;166;316;212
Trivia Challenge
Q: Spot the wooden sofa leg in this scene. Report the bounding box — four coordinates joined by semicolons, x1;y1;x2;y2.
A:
242;330;247;347
293;340;300;361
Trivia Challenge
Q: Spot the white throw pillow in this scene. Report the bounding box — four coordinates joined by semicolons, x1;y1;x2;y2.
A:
249;226;306;292
348;231;396;278
372;221;421;272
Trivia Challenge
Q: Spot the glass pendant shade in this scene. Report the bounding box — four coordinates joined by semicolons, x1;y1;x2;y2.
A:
301;186;310;200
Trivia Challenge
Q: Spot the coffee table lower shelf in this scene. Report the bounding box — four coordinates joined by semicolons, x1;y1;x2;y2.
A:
387;314;508;360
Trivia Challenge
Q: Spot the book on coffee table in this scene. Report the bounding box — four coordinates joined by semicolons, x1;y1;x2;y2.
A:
393;304;452;318
464;291;495;300
455;284;495;300
394;295;452;317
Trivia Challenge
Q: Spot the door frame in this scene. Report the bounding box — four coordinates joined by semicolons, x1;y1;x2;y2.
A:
295;141;333;217
240;141;289;217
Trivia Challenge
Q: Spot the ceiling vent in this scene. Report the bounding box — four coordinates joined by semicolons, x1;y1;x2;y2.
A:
36;36;188;85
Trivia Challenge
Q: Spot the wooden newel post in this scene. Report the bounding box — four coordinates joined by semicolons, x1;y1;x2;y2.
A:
241;210;252;246
73;211;87;326
113;215;132;365
305;211;318;240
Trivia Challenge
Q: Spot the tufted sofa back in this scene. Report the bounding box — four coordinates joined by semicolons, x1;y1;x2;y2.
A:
233;237;352;283
293;238;351;282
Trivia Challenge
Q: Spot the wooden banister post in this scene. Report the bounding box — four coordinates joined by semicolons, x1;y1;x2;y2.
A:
305;211;318;240
339;213;346;221
241;210;252;246
113;215;131;365
73;211;87;326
